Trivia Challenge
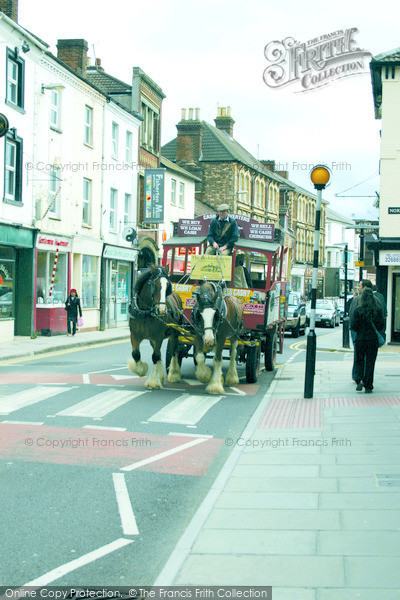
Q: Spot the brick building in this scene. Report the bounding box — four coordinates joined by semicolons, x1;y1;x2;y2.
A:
162;108;326;295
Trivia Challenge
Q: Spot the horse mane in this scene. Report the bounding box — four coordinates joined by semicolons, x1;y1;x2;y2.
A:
133;268;152;296
133;266;171;297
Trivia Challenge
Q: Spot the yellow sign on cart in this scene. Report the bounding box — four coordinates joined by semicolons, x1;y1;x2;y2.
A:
189;255;232;281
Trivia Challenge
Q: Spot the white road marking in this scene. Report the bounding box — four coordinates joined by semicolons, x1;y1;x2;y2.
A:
83;425;127;431
182;379;202;386
112;473;139;535
0;387;70;415
82;373;90;384
148;394;223;425
111;374;140;380
24;538;133;586
56;390;145;418
1;421;44;425
228;386;247;396
121;438;207;472
88;367;127;375
168;432;213;438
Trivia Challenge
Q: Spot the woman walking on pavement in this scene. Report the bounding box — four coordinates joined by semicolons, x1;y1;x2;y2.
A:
350;287;385;393
65;288;82;336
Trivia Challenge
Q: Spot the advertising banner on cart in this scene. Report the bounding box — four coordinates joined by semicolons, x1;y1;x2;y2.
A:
144;169;165;223
178;215;275;241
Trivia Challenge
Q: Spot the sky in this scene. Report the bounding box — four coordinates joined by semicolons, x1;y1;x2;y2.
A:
19;0;400;221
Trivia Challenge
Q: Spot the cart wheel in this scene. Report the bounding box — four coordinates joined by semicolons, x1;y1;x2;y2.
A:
246;344;261;383
264;331;277;371
166;339;183;372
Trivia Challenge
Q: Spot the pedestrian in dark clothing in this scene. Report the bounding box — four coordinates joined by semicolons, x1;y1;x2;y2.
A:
206;203;239;255
65;289;82;336
349;279;373;380
350;287;385;393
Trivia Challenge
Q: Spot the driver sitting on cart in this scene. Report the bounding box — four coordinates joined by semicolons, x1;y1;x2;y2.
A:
205;203;239;255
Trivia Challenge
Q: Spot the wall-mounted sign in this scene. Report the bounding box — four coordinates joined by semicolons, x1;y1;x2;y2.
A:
379;250;400;265
103;245;136;262
0;113;9;138
388;207;400;215
36;235;71;251
144;169;165;223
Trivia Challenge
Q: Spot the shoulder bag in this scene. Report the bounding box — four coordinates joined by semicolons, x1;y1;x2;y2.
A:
370;320;385;348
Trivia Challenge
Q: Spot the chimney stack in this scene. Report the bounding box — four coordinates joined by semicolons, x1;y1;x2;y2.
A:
276;170;289;179
0;0;18;22
57;39;89;77
261;160;276;172
95;57;104;72
176;107;203;165
214;106;235;137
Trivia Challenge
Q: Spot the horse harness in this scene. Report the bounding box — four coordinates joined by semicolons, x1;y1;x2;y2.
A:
192;282;242;338
129;268;175;320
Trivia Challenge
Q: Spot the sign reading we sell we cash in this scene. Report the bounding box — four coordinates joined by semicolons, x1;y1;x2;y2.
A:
178;215;275;240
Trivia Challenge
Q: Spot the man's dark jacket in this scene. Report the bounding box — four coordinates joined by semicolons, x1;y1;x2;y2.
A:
207;216;239;251
65;295;82;323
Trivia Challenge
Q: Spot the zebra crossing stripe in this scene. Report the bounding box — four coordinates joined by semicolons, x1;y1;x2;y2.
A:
56;390;145;418
148;394;223;425
0;387;70;415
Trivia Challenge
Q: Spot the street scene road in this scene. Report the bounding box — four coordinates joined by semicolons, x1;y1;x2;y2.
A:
0;326;350;586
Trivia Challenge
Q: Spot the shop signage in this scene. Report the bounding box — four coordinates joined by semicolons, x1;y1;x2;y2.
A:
339;268;355;279
178;214;275;241
379;250;400;265
189;255;232;280
291;266;306;276
388;207;400;214
36;235;71;250
305;267;325;278
103;245;136;261
144;169;165;223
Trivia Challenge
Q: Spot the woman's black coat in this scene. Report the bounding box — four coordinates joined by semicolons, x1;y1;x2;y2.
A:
65;296;82;323
350;304;384;342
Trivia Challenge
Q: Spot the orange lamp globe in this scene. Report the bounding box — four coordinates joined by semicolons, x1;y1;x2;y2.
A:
310;165;331;188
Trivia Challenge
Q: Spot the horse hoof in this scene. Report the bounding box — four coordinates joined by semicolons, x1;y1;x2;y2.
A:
225;375;239;386
195;365;212;384
145;379;163;390
168;372;181;383
206;382;225;395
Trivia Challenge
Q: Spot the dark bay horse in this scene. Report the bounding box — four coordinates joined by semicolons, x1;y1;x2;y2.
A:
192;281;243;394
128;265;182;389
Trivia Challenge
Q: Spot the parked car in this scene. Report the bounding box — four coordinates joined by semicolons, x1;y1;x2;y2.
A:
306;298;340;328
285;292;307;337
338;294;355;321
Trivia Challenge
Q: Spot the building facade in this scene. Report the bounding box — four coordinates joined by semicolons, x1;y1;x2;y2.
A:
370;49;400;343
324;208;358;297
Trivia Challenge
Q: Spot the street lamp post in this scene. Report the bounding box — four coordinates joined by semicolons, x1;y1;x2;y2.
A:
333;242;350;348
304;165;331;399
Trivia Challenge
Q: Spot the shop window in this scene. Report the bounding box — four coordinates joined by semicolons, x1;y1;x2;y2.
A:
82;255;98;308
6;48;25;110
36;250;67;305
0;246;15;319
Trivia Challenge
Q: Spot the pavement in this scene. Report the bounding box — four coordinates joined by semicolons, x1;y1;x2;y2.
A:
2;327;400;597
0;326;131;362
154;329;400;599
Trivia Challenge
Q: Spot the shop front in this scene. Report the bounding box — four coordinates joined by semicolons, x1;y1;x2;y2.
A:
71;236;103;331
379;249;400;343
0;223;36;342
305;266;325;300
101;245;136;329
290;266;305;293
35;234;72;335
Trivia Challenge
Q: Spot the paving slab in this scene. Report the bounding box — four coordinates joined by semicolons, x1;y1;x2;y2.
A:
338;477;390;492
340;509;400;530
319;530;400;555
238;453;336;465
203;509;341;531
336;454;400;464
215;491;318;509
175;555;345;587
319;492;400;509
318;589;400;600
266;590;315;600
191;529;317;555
345;556;400;587
231;465;320;478
320;464;400;477
225;477;337;493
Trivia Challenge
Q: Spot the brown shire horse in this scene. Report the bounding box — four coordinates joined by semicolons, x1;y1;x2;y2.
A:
191;281;243;394
128;265;182;389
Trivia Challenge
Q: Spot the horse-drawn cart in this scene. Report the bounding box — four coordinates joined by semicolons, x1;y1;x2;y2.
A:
162;214;288;385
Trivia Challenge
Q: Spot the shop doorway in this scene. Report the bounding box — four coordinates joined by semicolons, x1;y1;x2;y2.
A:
392;273;400;343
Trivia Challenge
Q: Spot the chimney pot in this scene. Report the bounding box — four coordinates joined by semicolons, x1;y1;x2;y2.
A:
227;106;231;116
181;108;187;121
188;108;194;120
195;108;200;120
214;106;235;137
